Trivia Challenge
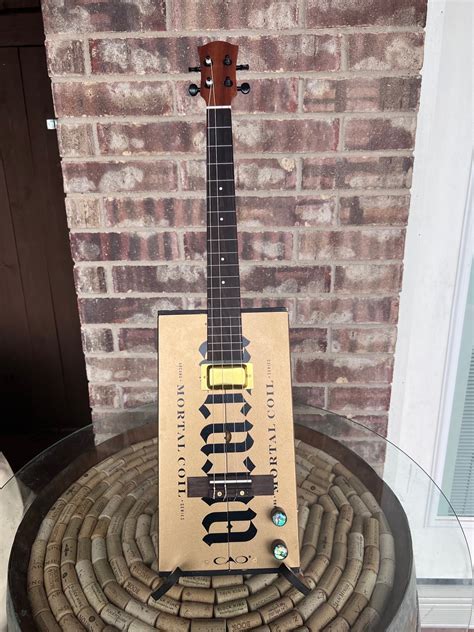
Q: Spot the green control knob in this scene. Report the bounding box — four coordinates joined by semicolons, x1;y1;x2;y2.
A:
271;507;288;527
272;540;288;561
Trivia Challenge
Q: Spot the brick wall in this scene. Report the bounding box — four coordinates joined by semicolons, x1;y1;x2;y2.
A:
41;0;427;440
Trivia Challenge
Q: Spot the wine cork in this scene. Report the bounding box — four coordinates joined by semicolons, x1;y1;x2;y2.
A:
299;545;316;571
106;534;123;561
377;558;395;588
295;589;326;621
285;586;306;607
318;495;338;515
180;601;214;619
350;606;380;632
48;588;74;621
348;496;371;519
268;609;303;631
259;597;293;624
331;542;347;571
123;576;153;602
303;505;323;548
333;463;353;480
369;582;392;614
360;491;381;515
298;488;318;504
305;554;329;584
351;515;364;535
363;518;379;549
61;562;79;591
29;585;50;617
316;513;337;559
34;609;63;632
329;486;349;510
247;585;281;611
190;620;227;632
76;559;96;589
333;478;355;499
129;560;157;588
333;525;348;546
341;559;362;588
136;535;155;565
182;587;216;605
83;581;108;613
354;569;377;600
49;522;67;546
149;593;180;615
77;538;91;562
347;533;364;562
101;603;135;630
214;598;248;618
245;574;276;595
64;583;89;616
227;610;263;631
212;575;243;588
324;617;350;631
373;511;391;535
318;565;342;598
122;540;142;566
155;611;190;632
363;546;380;574
65;516;83;540
125;599;159;627
338;504;354;529
340;593;368;627
306;602;337;630
60;613;88;631
302;480;327;497
93;558;116;588
298;505;311;543
380;533;396;561
179;576;212;588
44;566;62;596
104;581;132;610
91;537;107;563
272;576;292;596
327;579;353;613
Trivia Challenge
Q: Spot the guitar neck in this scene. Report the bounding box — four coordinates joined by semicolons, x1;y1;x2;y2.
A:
206;106;243;364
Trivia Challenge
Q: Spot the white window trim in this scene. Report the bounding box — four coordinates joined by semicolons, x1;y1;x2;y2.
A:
388;0;473;624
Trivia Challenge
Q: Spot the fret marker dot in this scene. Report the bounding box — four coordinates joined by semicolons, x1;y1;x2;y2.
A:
219;186;223;190
220;217;223;221
221;257;225;261
222;281;225;284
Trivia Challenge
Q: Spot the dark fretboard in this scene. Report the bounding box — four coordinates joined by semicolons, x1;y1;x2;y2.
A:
206;107;243;364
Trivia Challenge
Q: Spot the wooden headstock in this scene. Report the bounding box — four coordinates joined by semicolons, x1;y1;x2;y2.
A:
188;40;250;106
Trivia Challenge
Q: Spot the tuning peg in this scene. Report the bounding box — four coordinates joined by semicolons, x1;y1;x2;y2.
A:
237;82;251;94
188;66;200;72
188;84;200;96
236;64;250;71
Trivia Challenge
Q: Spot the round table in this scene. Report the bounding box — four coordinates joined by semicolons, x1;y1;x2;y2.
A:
2;407;472;631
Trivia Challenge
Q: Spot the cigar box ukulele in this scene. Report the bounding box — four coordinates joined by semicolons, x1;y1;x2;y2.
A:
157;41;302;590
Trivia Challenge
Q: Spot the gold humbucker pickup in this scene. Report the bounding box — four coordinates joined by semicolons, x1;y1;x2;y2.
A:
200;363;254;390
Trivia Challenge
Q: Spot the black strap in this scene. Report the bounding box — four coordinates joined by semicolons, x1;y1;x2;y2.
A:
151;567;183;601
278;563;311;595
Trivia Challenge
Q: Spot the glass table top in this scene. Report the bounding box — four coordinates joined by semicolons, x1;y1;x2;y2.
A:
1;405;472;630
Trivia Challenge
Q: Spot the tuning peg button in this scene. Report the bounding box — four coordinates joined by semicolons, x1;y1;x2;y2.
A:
188;84;200;97
271;507;287;527
237;83;251;95
272;540;288;561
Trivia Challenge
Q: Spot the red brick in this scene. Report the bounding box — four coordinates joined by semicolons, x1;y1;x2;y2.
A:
349;415;388;436
331;327;397;354
118;328;157;353
65;198;102;229
339;195;410;226
86;357;157;383
306;0;426;27
176;78;299;116
45;39;85;74
74;266;107;293
334;264;403;293
344;117;416;150
298;229;405;261
241;265;331;294
112;265;205;293
81;328;114;353
234;119;339;153
53;81;173;117
347;32;425;72
240;297;296;323
122;386;156;409
89;384;121;409
180;159;297;191
169;0;299;29
236;196;336;227
42;0;166;33
90;35;340;74
58;123;95;157
295;356;393;384
296;297;399;325
97;121;203;155
290;328;328;353
293;386;326;408
183;231;293;261
328;387;391;413
104;197;205;228
62;161;178;194
70;232;179;261
302;77;421;113
79;297;184;324
302;156;413;190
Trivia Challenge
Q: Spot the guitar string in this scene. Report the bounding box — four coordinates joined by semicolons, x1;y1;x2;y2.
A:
209;62;231;569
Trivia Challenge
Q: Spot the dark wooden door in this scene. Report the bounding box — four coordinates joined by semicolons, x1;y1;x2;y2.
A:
0;9;91;470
